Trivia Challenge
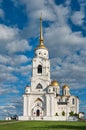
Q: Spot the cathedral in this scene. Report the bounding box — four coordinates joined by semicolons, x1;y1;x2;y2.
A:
19;16;79;121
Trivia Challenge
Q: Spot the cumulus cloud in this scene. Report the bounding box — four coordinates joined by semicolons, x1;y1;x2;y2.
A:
0;0;86;118
0;97;23;119
50;49;86;89
0;8;4;19
0;23;32;106
0;85;19;95
0;55;30;65
11;0;86;93
0;24;18;41
14;65;32;76
0;24;32;54
71;10;85;26
0;0;2;3
6;40;31;53
0;68;18;82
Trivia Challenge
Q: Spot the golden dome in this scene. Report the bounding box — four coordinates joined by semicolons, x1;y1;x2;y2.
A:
63;84;69;89
51;80;59;86
36;44;47;50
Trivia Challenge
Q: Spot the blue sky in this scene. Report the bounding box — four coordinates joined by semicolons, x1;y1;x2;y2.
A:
0;0;86;119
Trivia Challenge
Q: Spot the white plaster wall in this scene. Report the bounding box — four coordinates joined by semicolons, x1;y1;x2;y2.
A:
23;95;28;116
46;94;51;116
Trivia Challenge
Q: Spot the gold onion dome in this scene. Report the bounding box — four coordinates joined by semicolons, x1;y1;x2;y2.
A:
36;15;47;50
63;84;69;89
36;44;47;49
51;80;59;86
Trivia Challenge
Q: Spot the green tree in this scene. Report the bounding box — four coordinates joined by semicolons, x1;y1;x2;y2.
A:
62;111;65;116
69;111;74;116
74;113;79;118
55;113;58;116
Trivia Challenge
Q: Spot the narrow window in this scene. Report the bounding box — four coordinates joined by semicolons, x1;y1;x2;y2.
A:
36;83;43;89
72;98;75;105
64;90;66;95
49;89;51;92
38;65;42;73
53;88;55;91
65;98;67;102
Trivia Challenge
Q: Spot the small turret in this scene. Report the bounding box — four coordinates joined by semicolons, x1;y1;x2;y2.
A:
48;80;60;95
25;85;30;94
62;84;70;96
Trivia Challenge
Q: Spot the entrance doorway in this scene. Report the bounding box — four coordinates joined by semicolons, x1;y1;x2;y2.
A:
36;109;40;116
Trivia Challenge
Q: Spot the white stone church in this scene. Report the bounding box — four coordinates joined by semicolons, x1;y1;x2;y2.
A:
19;16;79;121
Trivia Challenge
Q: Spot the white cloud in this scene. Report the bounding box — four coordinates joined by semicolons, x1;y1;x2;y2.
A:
11;0;86;91
44;24;86;59
71;10;85;26
0;24;18;41
0;24;32;54
0;72;18;82
0;82;19;95
0;54;30;65
0;97;23;119
11;55;30;65
0;8;4;19
65;0;71;6
0;86;19;95
0;0;2;3
15;65;32;76
50;49;86;89
0;0;85;118
54;4;69;25
78;0;86;8
0;55;10;64
6;40;31;53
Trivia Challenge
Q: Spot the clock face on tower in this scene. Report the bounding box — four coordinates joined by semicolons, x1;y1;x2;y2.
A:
35;48;49;59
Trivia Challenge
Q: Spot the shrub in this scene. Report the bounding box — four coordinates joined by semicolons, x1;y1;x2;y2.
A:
62;111;65;116
69;111;74;116
55;113;58;116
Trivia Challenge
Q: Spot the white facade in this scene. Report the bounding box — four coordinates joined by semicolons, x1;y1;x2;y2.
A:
19;16;79;121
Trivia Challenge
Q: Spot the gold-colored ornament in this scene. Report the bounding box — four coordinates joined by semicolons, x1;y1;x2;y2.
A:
51;80;59;86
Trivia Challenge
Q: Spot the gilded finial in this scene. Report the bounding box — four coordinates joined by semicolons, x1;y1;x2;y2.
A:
35;14;47;50
40;13;44;45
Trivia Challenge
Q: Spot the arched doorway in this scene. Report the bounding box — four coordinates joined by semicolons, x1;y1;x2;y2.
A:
36;109;40;116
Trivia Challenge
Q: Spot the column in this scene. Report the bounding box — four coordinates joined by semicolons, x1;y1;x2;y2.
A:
23;95;28;116
46;94;50;116
51;95;54;116
27;95;31;116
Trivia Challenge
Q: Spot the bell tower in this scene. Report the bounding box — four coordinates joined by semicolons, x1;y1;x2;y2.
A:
31;15;51;92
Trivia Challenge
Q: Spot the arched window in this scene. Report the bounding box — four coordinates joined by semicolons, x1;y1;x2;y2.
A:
72;98;75;105
36;83;43;89
38;65;42;73
64;90;66;95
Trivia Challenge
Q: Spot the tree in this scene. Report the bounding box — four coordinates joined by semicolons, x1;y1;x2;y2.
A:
62;111;65;116
69;111;74;116
11;115;18;120
74;113;79;118
55;113;58;116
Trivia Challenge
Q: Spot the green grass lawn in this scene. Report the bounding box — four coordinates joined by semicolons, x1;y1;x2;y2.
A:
0;121;86;130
